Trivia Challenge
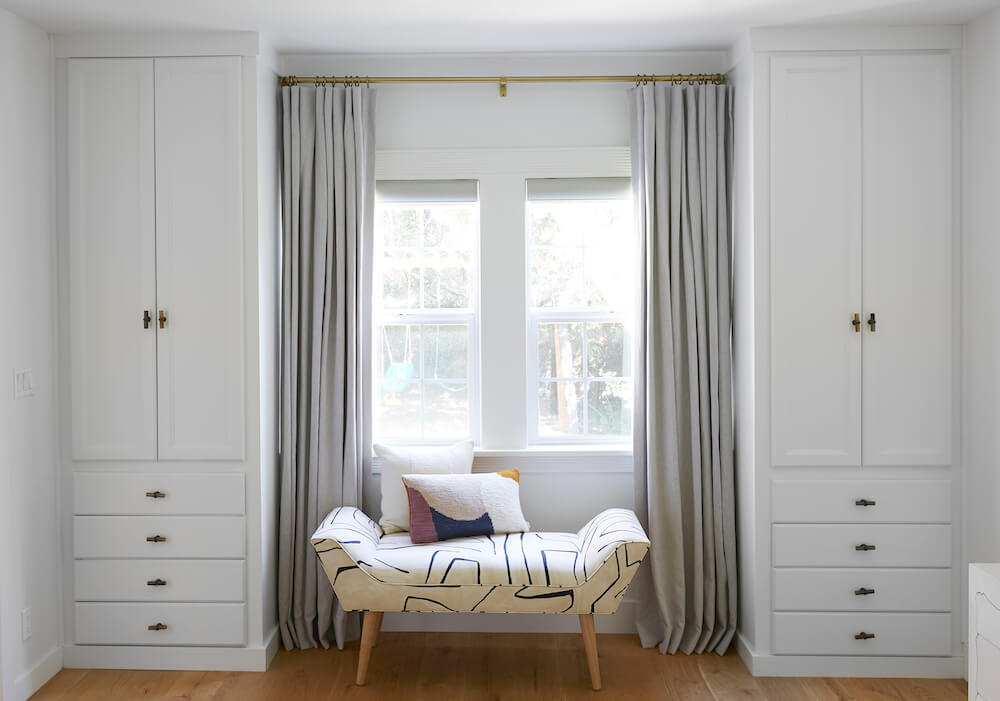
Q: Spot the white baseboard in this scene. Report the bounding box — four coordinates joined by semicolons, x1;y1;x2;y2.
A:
737;634;965;678
13;646;63;701
263;625;280;667
63;643;275;672
381;600;637;634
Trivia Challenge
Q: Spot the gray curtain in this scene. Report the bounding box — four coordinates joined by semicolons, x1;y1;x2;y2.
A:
278;84;376;650
630;83;737;655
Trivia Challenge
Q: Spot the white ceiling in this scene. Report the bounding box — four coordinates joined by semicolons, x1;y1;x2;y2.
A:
1;0;997;53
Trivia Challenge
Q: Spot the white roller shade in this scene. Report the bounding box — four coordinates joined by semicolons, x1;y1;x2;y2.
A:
526;177;631;201
376;179;478;203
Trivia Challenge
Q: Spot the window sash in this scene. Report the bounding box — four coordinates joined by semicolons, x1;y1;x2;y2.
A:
526;312;633;444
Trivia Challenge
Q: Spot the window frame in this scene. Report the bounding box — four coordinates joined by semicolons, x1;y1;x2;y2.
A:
372;195;482;446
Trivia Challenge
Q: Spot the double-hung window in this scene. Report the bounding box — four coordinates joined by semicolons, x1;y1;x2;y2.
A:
372;180;479;442
526;178;634;443
372;170;634;449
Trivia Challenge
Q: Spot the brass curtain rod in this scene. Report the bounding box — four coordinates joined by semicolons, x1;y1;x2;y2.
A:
279;73;726;97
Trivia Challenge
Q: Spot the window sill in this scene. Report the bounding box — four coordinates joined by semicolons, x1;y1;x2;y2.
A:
370;444;633;475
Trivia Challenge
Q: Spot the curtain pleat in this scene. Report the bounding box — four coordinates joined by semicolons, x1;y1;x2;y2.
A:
278;84;376;651
630;83;738;655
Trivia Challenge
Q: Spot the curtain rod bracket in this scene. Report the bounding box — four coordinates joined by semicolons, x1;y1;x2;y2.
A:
499;77;507;97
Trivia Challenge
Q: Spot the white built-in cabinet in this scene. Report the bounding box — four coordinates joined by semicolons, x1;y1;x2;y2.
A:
770;53;952;468
59;34;279;672
68;57;245;462
735;34;961;678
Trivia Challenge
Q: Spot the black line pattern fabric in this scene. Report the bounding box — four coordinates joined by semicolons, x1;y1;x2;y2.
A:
311;507;649;615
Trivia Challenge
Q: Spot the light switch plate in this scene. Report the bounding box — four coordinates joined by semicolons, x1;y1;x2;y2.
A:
12;368;34;399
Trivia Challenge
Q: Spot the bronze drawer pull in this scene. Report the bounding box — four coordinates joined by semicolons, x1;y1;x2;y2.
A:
148;623;168;631
855;498;876;507
855;543;876;551
145;491;166;499
854;587;876;596
147;578;167;586
146;535;167;543
143;310;152;329
854;632;875;640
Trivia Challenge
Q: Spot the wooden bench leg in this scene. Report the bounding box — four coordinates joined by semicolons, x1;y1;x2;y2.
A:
373;611;384;647
356;610;382;686
579;613;602;691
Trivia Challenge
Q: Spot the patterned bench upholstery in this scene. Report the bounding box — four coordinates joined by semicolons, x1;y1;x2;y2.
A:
311;506;650;690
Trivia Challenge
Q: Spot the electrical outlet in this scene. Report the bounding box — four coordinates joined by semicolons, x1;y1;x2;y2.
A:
21;607;32;641
12;368;35;399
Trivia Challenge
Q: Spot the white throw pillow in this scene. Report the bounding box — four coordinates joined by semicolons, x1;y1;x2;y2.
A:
375;440;474;533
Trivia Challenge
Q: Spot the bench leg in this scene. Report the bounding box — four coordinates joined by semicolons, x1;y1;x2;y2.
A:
356;610;382;686
579;613;602;691
373;611;384;647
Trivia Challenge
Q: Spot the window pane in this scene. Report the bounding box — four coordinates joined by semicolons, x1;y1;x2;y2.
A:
538;381;584;437
383;207;420;248
381;249;420;309
584;245;632;308
423;324;468;379
424;382;469;437
424;206;476;249
538;322;583;379
587;381;631;436
529;205;581;247
587;322;626;378
423;249;471;309
530;247;584;308
374;380;421;439
377;325;420;382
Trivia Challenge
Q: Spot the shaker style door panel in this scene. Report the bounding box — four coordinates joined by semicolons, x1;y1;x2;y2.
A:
770;55;863;466
68;59;158;460
154;57;246;460
861;54;953;466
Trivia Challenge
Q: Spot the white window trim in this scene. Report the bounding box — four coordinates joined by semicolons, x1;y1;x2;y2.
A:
374;146;632;453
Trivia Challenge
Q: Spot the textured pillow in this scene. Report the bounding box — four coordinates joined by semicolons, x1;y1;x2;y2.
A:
375;440;474;533
402;470;530;544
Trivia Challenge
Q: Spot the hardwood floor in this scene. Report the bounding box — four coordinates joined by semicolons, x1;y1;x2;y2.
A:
32;633;969;700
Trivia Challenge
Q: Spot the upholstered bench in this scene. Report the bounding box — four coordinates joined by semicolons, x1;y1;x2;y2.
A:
312;506;650;690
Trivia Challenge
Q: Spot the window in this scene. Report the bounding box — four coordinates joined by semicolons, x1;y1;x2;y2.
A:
526;178;634;442
371;168;635;450
373;180;479;442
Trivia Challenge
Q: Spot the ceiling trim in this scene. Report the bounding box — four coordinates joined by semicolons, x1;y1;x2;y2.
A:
53;31;260;58
748;24;964;52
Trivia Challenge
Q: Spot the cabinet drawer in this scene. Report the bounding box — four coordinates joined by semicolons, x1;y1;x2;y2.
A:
772;480;950;523
75;560;244;602
772;524;951;567
75;603;245;646
74;516;244;558
773;568;951;612
74;472;244;515
978;636;1000;701
773;613;951;656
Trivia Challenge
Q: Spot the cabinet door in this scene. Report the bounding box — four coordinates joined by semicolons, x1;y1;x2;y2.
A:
862;54;952;466
154;57;245;460
770;56;863;466
68;59;157;460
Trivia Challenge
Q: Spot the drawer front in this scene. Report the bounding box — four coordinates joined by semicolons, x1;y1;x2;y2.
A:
772;480;950;523
74;516;244;558
773;568;951;612
75;560;245;602
74;472;244;515
978;636;1000;701
75;603;245;646
773;612;951;656
772;524;951;568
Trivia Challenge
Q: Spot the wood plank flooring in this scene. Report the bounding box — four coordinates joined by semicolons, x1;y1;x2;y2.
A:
31;633;969;700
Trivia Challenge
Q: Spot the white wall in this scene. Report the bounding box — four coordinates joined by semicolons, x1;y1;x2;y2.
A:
963;10;1000;569
281;50;725;633
0;8;62;701
727;38;758;653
